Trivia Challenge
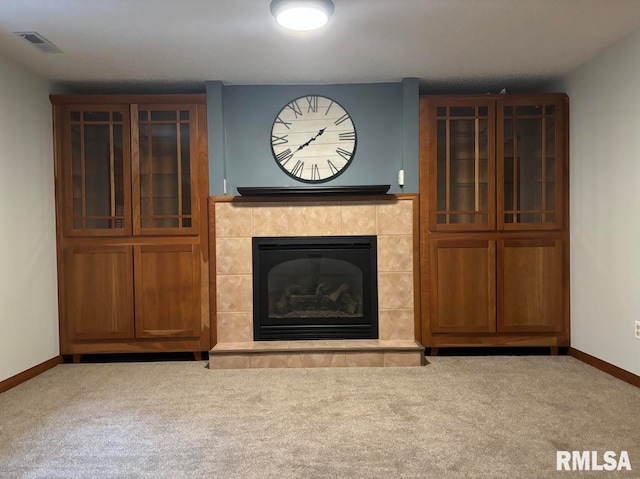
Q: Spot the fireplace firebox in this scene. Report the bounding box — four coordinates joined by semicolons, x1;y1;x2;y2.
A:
252;236;378;340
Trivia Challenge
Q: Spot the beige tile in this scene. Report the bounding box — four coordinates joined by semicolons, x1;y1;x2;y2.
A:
377;200;413;235
287;203;343;236
214;203;252;237
251;341;290;350
286;354;303;368
299;353;332;367
328;353;347;367
377;235;413;272
341;203;377;235
378;272;414;310
209;354;251;369
216;238;252;275
342;339;382;349
250;353;290;368
288;340;345;350
384;352;424;367
380;339;424;351
300;353;347;368
379;340;423;349
378;309;416;340
216;312;253;343
345;352;384;367
216;275;253;312
212;341;254;351
252;204;289;236
285;206;309;236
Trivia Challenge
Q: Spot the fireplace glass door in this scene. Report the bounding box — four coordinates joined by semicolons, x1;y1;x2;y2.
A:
253;236;378;340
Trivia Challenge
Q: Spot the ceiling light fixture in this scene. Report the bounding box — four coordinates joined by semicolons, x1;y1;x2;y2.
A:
270;0;335;31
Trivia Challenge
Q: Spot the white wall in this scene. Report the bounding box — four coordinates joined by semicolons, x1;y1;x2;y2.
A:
556;29;640;376
0;55;58;382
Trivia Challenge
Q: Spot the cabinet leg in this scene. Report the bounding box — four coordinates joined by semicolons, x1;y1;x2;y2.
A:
550;346;558;356
430;347;439;357
72;354;82;364
193;351;202;361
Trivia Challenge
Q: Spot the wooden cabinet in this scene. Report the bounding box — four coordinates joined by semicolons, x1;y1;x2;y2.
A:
64;245;134;340
132;104;200;236
133;244;201;338
60;102;200;237
497;97;565;231
420;94;569;350
426;94;565;232
52;95;210;358
429;240;496;333
429;238;564;336
497;239;564;333
427;98;496;231
62;105;132;236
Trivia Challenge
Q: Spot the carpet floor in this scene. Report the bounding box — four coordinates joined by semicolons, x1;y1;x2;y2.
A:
0;356;638;478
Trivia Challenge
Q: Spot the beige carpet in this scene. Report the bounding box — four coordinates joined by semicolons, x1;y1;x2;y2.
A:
0;356;638;478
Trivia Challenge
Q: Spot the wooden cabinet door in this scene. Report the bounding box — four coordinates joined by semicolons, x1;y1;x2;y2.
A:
427;98;496;231
497;239;563;332
430;239;496;333
131;104;200;236
60;105;132;237
497;95;566;231
64;245;134;340
133;244;201;338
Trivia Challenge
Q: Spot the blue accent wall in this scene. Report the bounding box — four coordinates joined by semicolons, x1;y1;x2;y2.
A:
206;79;419;195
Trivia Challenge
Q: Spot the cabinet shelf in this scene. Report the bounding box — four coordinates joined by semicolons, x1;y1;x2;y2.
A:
446;182;489;187
438;156;489;162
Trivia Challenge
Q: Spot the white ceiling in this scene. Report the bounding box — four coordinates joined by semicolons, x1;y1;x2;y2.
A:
1;0;640;92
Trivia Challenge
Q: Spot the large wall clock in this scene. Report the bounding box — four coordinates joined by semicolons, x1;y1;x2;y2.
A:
270;95;357;183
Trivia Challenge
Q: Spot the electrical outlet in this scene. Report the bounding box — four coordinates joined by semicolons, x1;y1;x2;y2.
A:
636;321;640;340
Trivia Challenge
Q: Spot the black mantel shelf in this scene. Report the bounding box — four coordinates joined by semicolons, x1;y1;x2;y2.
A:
236;185;391;197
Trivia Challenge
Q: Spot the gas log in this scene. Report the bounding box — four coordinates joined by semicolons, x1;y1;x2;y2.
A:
273;282;361;317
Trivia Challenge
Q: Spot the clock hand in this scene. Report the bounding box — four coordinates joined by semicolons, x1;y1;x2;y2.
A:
296;139;311;152
296;128;327;152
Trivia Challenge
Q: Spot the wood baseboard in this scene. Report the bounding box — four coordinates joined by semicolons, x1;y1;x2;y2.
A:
0;356;63;394
569;348;640;388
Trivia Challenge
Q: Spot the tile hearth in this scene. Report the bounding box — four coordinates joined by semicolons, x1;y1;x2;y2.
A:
208;195;425;369
209;339;425;369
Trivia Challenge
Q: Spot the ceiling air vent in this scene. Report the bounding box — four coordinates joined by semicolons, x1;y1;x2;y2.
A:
13;31;62;53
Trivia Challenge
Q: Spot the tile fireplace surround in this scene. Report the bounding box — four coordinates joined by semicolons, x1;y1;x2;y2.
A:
208;194;425;368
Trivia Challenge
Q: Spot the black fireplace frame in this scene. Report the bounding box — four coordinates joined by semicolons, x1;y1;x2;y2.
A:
252;236;378;341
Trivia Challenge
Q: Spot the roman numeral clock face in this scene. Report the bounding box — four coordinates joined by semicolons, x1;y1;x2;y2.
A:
270;95;357;183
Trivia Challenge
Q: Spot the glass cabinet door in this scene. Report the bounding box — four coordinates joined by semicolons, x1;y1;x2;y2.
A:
65;106;131;236
497;97;564;230
429;99;496;231
132;105;199;235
